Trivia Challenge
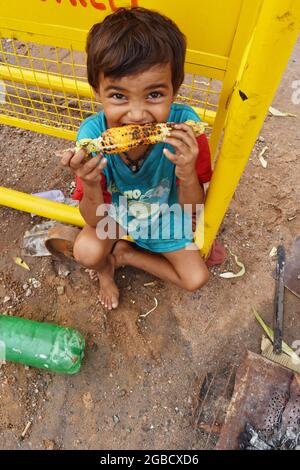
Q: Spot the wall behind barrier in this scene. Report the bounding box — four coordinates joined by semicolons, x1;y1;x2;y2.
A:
1;0;244;69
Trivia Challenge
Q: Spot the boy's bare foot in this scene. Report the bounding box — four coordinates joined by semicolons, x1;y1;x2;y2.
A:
112;240;135;268
98;254;119;310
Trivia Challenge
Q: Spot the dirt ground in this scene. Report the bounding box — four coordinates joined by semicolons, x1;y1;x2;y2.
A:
0;38;299;451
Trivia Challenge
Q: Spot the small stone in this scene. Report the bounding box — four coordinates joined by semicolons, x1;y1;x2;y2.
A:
25;288;32;297
3;296;11;303
43;439;55;450
31;278;41;289
113;415;120;424
57;286;65;295
258;136;265;142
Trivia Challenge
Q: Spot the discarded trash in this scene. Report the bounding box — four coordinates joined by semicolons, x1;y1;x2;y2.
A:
64;197;79;207
31;189;65;203
217;351;300;450
0;315;85;374
22;220;56;257
30;190;65;217
258;146;268;168
140;297;158;318
219;251;245;279
261;336;300;372
45;224;80;261
252;308;298;362
21;421;32;439
269;106;297;117
13;257;30;271
269;247;277;257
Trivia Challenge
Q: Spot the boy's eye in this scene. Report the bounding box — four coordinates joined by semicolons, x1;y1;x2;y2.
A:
110;93;126;100
148;91;163;99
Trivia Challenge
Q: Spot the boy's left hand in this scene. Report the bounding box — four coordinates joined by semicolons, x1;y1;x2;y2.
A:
163;123;198;181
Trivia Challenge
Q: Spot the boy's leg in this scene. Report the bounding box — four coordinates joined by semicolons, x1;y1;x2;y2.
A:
73;220;125;310
113;241;209;291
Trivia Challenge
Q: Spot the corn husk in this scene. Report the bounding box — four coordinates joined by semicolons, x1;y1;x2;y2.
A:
13;257;30;271
219;251;245;279
269;106;297;117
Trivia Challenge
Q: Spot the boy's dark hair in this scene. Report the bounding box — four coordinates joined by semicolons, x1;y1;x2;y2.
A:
86;7;186;94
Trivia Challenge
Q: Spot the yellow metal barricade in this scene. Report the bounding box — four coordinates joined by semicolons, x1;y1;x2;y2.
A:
0;0;299;254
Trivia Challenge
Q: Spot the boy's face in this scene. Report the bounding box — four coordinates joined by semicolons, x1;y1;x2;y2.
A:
97;63;175;128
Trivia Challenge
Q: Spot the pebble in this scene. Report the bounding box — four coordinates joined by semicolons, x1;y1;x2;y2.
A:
43;439;55;450
56;286;65;295
31;278;41;289
113;415;120;424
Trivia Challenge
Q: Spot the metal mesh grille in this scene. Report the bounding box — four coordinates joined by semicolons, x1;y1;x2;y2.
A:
193;362;237;449
0;38;222;137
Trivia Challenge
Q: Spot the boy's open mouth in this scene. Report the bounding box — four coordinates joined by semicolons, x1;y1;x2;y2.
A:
121;122;156;126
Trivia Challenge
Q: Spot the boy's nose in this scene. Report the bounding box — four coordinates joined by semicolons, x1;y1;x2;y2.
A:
127;108;149;124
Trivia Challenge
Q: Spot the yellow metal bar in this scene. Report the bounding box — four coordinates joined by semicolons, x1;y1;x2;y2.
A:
199;0;300;256
190;108;215;126
0;64;91;98
208;0;263;160
0;187;85;227
0;114;76;141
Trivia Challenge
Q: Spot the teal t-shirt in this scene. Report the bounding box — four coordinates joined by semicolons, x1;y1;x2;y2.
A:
77;103;200;252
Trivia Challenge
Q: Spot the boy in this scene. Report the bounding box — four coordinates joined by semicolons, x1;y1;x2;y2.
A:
61;7;212;310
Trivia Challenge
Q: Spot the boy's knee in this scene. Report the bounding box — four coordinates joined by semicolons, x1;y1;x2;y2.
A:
183;267;210;292
73;235;105;268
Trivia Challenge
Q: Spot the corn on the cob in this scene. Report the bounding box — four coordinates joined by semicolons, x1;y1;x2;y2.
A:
75;120;207;155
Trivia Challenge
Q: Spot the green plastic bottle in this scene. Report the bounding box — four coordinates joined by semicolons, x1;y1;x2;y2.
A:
0;315;85;374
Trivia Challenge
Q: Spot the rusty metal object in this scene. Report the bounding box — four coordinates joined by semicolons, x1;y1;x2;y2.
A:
274;245;285;354
216;351;294;450
284;235;300;299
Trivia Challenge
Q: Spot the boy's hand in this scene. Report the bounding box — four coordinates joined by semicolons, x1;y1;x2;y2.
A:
60;148;107;185
163;123;199;182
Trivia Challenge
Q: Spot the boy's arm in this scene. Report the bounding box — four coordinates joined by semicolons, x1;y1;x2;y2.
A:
163;123;211;212
177;133;211;210
177;172;205;211
60;148;108;227
79;181;105;228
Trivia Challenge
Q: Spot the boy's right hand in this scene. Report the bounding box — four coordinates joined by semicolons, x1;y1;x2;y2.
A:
59;148;107;185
